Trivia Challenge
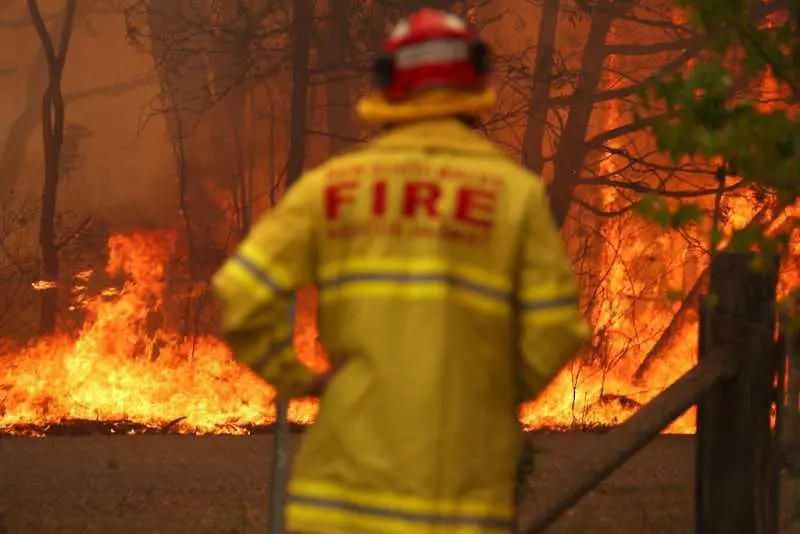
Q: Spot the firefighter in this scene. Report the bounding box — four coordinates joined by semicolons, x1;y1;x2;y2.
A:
212;7;590;534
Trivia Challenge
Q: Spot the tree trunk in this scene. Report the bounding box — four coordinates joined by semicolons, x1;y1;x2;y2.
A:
323;0;356;156
0;5;71;201
145;0;224;260
27;0;78;335
204;2;258;237
520;0;559;176
285;0;314;188
548;5;614;227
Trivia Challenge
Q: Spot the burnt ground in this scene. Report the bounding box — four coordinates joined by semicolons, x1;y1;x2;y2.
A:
0;433;696;534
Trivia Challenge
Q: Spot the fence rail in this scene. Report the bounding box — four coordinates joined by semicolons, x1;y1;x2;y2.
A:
517;251;783;534
519;351;734;533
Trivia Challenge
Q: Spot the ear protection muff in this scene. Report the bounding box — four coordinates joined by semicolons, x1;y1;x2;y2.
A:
470;40;490;76
372;39;491;91
373;53;394;90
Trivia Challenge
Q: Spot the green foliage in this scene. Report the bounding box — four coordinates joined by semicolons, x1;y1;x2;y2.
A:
638;0;799;257
666;287;686;302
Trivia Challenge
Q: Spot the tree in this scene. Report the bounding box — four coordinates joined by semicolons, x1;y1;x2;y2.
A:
26;0;78;335
624;0;796;374
640;0;798;254
285;0;314;189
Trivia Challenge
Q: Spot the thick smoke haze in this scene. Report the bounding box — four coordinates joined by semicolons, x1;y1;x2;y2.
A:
0;1;173;228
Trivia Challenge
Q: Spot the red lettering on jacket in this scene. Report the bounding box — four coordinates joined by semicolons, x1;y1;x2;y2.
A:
325;181;357;220
372;181;387;216
403;182;441;217
455;188;496;228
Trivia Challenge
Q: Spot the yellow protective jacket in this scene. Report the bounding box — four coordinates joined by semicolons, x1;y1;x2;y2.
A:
212;118;590;534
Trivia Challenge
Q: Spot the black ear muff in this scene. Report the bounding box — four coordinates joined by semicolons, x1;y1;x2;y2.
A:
470;40;490;77
373;53;394;89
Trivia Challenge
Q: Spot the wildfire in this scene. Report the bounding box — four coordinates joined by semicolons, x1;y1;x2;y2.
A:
2;211;789;437
0;231;317;435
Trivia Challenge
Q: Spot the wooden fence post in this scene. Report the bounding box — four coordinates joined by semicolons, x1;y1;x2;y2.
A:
695;251;780;534
781;290;800;533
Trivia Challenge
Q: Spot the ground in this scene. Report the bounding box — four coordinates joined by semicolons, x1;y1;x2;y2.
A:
0;432;695;534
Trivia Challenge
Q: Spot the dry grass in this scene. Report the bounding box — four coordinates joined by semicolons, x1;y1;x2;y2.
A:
0;432;695;533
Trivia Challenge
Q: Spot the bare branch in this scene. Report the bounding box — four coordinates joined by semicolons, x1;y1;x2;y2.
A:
574;197;636;217
542;44;702;108
605;38;695;56
577;176;747;198
55;217;91;250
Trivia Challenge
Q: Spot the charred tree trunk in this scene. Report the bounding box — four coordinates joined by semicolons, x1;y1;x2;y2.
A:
323;0;356;156
269;3;315;526
203;2;262;239
145;1;205;259
142;0;236;335
520;0;559;176
548;4;615;227
144;1;227;253
285;0;314;188
0;6;63;199
27;0;78;336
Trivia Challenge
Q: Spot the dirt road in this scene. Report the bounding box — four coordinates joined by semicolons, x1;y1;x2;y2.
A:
0;433;694;534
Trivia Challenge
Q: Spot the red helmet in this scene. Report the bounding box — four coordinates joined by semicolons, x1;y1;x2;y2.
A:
373;8;491;102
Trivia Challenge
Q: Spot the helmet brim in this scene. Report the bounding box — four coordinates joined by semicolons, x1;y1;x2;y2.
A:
355;87;497;124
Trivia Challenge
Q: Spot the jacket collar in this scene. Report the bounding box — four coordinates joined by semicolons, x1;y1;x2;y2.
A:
367;118;504;157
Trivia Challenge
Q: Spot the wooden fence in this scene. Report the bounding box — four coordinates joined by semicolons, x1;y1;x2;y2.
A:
781;290;800;534
517;251;785;534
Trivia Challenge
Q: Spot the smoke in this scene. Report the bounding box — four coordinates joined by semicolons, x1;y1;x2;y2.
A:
0;3;174;228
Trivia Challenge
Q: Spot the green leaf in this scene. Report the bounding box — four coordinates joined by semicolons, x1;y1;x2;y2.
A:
666;288;685;302
637;0;799;303
670;203;704;228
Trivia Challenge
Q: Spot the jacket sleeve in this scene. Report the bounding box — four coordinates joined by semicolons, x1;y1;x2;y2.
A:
211;175;319;398
514;181;591;401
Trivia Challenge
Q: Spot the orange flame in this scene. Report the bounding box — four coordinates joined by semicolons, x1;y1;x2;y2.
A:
31;280;57;291
0;231;317;435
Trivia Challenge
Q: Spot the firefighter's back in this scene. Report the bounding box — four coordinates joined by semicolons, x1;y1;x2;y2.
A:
287;118;538;534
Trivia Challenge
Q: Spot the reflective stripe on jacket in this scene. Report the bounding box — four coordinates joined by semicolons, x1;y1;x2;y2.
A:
212;118;590;534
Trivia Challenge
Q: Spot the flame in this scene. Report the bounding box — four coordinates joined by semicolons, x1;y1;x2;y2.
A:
0;231;318;435
2;207;798;436
31;280;57;291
